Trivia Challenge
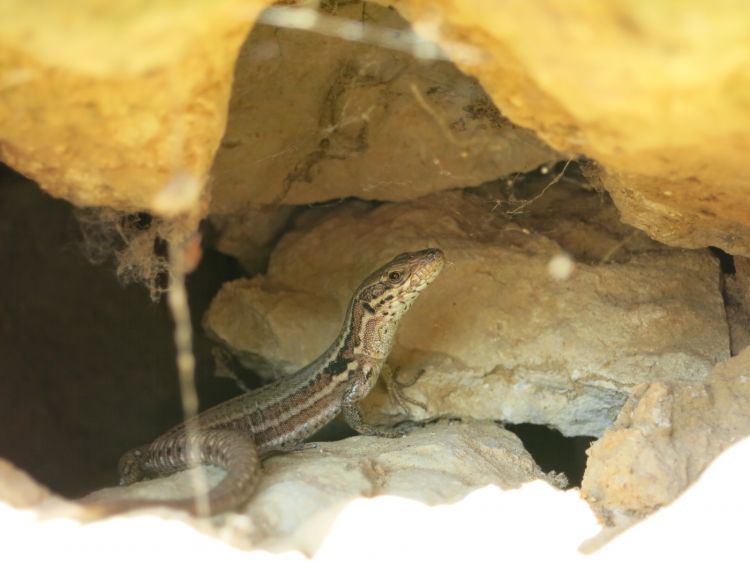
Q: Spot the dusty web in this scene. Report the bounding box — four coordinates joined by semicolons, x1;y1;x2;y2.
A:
76;204;213;513
75;207;195;302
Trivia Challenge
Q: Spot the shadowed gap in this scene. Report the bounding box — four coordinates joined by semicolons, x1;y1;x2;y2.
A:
505;423;595;488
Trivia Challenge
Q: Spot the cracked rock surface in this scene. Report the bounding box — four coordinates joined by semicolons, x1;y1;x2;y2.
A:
581;347;750;524
3;0;750;254
205;178;730;437
208;2;558;212
83;420;560;553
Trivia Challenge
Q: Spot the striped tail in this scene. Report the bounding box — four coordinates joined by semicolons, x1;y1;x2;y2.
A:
83;429;260;517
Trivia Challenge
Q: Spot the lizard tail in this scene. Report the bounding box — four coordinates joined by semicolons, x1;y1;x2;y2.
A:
79;429;260;518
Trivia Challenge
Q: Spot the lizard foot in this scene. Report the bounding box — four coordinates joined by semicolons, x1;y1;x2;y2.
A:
381;365;428;415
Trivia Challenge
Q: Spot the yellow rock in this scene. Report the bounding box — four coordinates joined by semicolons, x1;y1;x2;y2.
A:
0;0;263;213
395;0;750;253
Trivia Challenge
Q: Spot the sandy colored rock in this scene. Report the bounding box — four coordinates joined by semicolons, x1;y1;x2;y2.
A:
581;347;750;524
209;2;557;212
3;0;750;255
2;0;750;257
0;459;50;509
6;434;750;560
83;421;560;552
209;207;295;274
0;0;263;213
727;256;750;356
205;178;729;436
391;0;750;254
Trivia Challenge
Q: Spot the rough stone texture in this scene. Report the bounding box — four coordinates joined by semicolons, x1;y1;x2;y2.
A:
726;256;750;356
0;0;263;213
581;347;750;524
205;178;729;437
392;0;750;254
589;436;750;559
209;207;296;274
7;437;750;560
0;459;50;509
2;1;750;255
209;2;558;212
83;421;561;552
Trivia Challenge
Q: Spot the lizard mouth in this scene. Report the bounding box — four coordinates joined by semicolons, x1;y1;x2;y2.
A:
410;248;445;286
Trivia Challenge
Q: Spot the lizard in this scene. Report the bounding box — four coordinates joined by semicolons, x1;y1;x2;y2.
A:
100;248;444;516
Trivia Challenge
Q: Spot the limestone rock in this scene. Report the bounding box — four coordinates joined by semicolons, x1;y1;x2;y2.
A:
589;436;750;559
581;348;750;524
209;2;558;212
7;436;750;559
205;179;729;436
0;459;50;509
209;207;296;274
392;0;750;254
83;421;560;552
0;0;262;213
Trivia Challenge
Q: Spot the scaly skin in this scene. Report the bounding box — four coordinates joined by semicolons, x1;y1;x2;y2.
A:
109;248;445;516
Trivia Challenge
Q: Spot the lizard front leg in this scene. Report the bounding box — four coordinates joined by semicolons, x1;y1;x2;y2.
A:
342;374;405;438
381;364;428;415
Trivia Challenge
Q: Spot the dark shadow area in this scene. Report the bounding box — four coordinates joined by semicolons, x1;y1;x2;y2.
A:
0;164;246;497
709;246;736;275
505;423;595;488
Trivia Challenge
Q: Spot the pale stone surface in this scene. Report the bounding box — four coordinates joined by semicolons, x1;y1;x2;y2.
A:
727;256;750;356
209;207;295;274
393;0;750;254
7;438;750;560
208;2;558;212
0;498;276;562
581;348;750;524
589;436;750;559
0;459;50;509
205;179;729;436
83;421;561;552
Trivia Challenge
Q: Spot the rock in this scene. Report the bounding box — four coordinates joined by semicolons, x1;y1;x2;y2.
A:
209;207;296;274
0;0;258;213
3;1;750;255
393;1;750;254
0;492;258;562
726;256;750;356
587;435;750;559
205;178;729;436
208;2;558;212
82;421;561;552
7;433;750;560
0;459;50;509
581;347;750;524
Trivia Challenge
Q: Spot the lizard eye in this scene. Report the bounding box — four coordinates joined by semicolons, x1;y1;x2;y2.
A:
388;271;402;283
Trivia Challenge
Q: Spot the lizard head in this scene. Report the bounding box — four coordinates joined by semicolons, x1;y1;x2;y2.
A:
355;248;445;330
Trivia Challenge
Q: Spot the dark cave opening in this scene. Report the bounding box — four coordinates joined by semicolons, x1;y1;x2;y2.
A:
709;246;736;275
505;422;595;488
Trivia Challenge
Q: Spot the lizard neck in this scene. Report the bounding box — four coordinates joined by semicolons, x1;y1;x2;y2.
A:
316;295;403;371
251;293;405;450
285;299;383;394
